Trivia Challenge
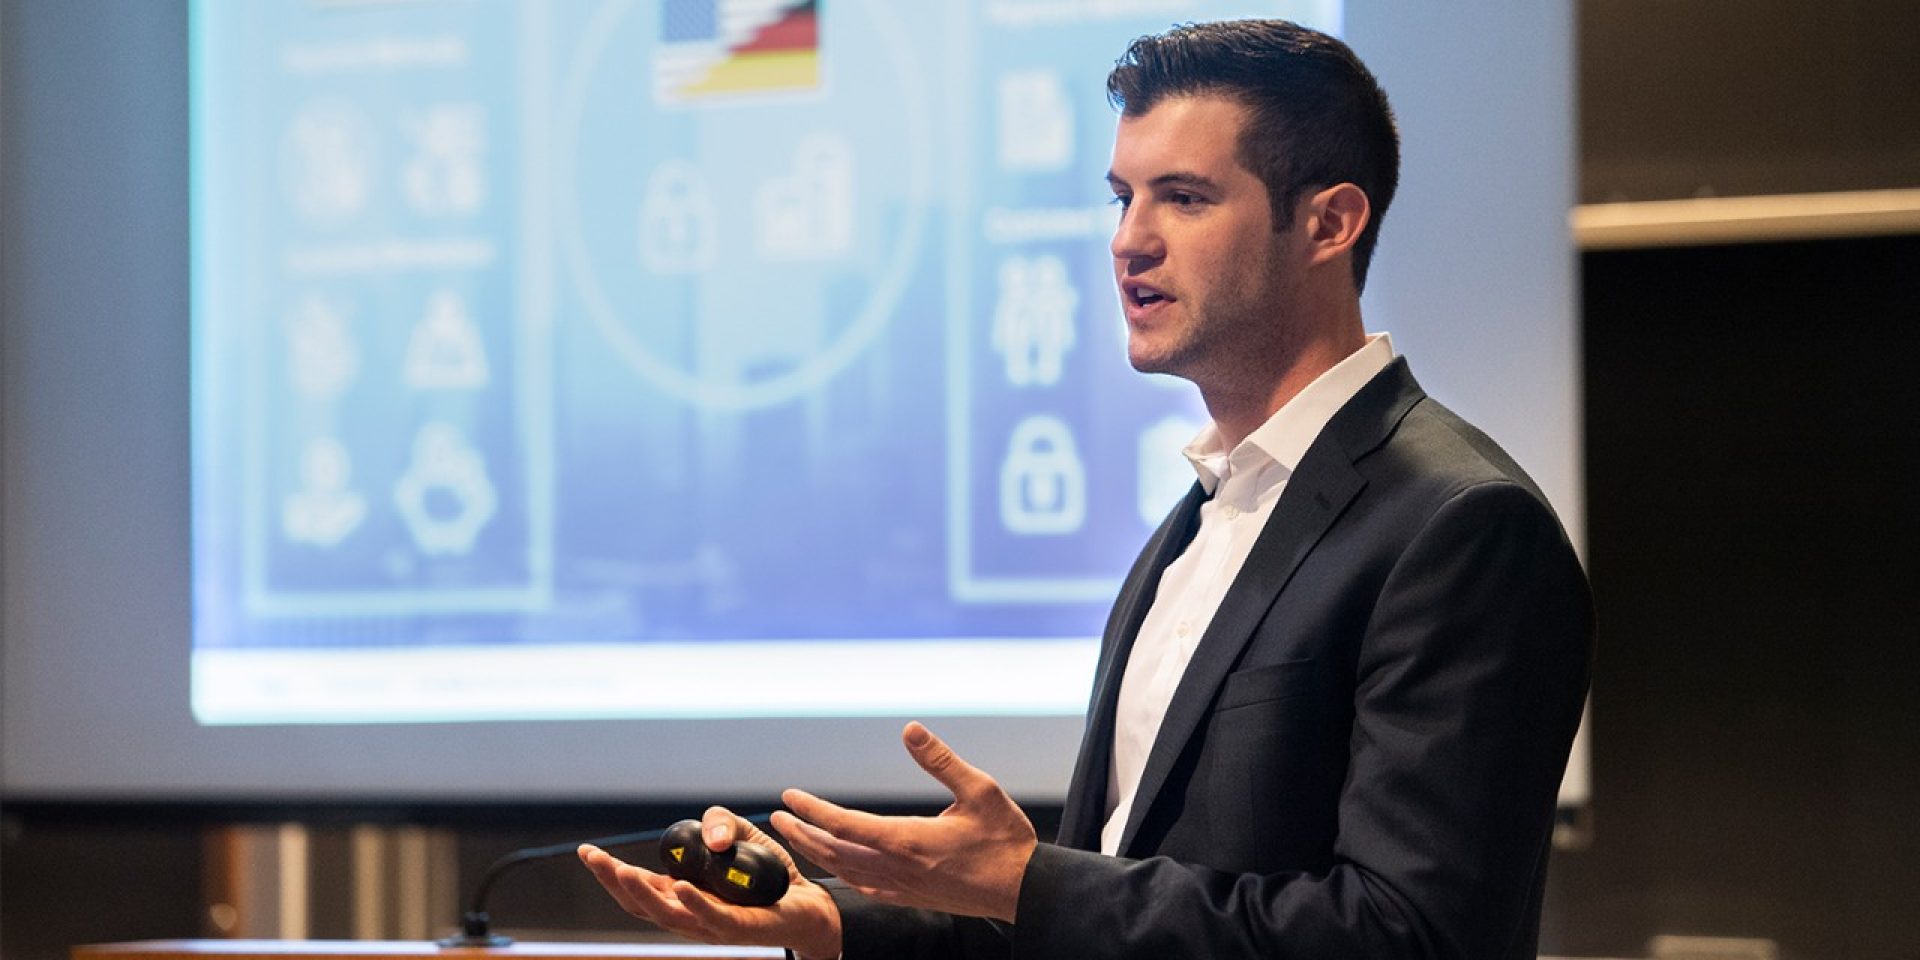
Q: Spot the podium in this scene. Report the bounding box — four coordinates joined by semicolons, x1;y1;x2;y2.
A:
73;942;784;960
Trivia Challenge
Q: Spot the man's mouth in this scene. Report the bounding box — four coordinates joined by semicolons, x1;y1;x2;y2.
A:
1123;280;1173;309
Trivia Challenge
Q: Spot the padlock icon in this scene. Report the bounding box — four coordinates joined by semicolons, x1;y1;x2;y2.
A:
999;415;1087;535
639;161;717;274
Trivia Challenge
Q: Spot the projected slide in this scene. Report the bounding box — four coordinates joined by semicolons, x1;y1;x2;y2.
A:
191;0;1338;724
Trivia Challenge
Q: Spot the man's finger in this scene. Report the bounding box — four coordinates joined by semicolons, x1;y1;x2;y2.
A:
701;805;736;852
583;847;677;916
901;722;994;803
580;845;698;931
580;844;653;906
580;845;640;912
773;809;864;868
772;809;897;880
781;788;898;850
776;826;900;896
672;877;793;941
672;880;747;934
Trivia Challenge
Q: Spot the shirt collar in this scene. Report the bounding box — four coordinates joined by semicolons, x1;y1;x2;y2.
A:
1183;332;1397;493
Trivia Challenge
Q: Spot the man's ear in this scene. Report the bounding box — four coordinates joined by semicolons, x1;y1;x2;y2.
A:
1302;183;1371;270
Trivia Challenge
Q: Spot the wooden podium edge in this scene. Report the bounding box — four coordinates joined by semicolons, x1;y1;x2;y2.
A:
72;941;784;960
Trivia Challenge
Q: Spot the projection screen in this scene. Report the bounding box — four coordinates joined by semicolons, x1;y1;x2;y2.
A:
1;0;1582;803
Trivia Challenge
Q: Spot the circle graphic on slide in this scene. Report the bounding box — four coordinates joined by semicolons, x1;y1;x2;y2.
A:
557;0;935;412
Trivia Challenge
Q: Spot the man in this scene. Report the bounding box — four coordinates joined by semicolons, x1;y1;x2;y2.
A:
582;19;1592;959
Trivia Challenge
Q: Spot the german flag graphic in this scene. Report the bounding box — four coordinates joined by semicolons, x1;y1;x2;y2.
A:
656;0;822;104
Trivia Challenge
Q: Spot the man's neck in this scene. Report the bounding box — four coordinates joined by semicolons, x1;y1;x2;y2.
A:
1203;326;1368;450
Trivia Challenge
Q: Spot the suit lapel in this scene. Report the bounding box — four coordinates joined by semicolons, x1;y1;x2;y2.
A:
1056;481;1208;850
1115;359;1425;854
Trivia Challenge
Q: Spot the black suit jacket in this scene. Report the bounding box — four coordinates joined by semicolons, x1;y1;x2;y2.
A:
836;359;1594;959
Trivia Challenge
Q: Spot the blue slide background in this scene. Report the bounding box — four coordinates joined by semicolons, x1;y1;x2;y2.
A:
192;1;1335;716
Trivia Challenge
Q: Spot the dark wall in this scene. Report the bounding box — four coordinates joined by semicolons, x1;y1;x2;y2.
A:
1580;0;1920;202
1543;234;1920;958
0;811;207;958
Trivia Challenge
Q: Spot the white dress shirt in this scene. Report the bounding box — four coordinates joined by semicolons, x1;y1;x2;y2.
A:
1100;333;1396;855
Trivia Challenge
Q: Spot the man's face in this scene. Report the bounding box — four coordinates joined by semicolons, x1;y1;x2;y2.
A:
1107;94;1299;387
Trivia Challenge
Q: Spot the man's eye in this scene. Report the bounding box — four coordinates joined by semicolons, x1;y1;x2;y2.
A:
1168;192;1200;206
1109;194;1132;210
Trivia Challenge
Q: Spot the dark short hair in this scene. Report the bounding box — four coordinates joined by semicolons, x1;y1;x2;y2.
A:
1107;20;1400;292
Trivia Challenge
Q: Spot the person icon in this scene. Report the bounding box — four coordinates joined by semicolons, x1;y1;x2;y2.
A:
991;255;1079;387
281;437;366;548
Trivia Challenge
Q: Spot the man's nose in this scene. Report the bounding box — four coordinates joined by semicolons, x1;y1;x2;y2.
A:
1110;207;1163;263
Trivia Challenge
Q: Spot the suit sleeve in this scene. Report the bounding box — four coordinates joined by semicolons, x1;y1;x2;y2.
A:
830;884;1011;960
1010;480;1594;959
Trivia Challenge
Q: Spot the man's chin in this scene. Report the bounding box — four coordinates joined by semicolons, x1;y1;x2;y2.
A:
1126;344;1185;378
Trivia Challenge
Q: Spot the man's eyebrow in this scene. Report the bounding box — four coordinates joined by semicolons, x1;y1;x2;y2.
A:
1105;170;1222;192
1148;171;1222;192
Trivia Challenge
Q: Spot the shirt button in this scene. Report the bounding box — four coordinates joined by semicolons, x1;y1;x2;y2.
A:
1221;504;1241;519
1176;621;1191;638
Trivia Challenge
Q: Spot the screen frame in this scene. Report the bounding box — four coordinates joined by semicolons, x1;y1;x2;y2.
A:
1;0;1583;805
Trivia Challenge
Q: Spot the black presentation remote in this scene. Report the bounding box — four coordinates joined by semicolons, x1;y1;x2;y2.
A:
658;819;791;907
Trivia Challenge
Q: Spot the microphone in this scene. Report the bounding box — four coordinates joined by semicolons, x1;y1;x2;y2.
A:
436;813;781;948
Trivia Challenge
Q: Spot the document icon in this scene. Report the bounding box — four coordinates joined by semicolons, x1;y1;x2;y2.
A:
998;70;1073;173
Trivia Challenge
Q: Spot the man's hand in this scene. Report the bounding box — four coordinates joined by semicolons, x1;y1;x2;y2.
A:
772;722;1037;923
579;806;842;960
